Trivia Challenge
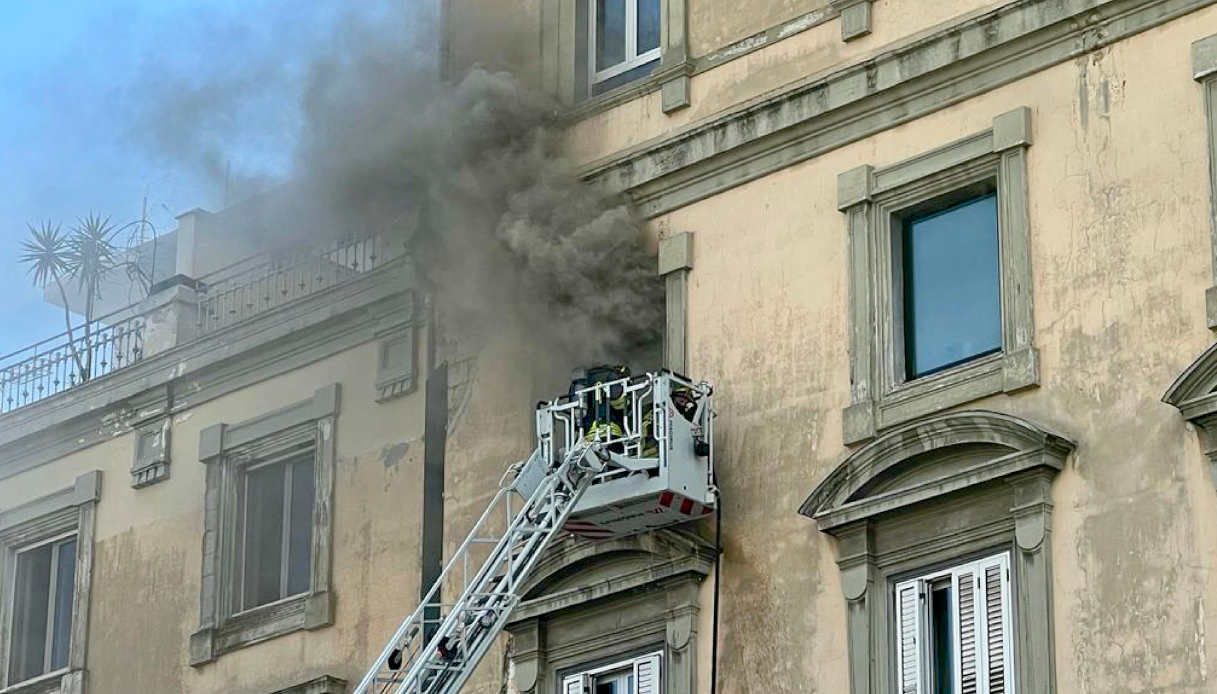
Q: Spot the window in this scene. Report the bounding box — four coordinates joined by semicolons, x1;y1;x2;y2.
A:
801;410;1070;694
0;470;99;693
191;385;338;666
236;447;314;611
898;190;1002;379
838;107;1038;445
563;651;661;694
9;534;77;685
894;553;1012;694
589;0;661;95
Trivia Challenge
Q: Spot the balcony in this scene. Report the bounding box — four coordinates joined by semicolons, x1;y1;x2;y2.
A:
0;230;407;415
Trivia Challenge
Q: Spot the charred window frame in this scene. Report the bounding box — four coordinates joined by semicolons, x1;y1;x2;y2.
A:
0;471;100;694
190;384;339;666
838;107;1038;445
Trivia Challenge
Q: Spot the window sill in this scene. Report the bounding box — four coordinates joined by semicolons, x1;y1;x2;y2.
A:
189;590;332;666
562;61;690;124
1;668;82;694
844;347;1038;443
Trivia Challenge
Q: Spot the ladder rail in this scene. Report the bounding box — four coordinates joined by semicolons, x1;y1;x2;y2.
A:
352;441;605;694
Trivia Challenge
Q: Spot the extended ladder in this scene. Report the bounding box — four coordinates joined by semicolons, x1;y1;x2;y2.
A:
352;439;610;694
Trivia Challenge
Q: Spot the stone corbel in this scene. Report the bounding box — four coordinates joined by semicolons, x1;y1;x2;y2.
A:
1008;471;1054;553
832;520;874;694
665;607;698;694
511;618;543;694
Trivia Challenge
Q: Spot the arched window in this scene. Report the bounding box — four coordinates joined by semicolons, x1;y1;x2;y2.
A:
800;410;1073;694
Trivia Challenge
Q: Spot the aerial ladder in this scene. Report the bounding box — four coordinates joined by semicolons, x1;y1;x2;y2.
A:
352;370;715;694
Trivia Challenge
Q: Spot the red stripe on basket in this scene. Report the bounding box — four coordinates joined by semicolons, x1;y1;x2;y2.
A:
659;491;675;508
680;498;695;515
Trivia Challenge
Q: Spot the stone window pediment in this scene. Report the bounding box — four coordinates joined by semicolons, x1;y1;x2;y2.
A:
506;530;713;694
801;410;1073;533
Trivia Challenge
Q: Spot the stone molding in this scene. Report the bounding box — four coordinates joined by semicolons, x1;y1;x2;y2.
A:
0;471;101;694
1193;33;1217;327
838;108;1038;444
800;411;1072;694
265;675;347;694
658;232;694;373
582;0;1217;217
1163;339;1217;484
190;386;340;666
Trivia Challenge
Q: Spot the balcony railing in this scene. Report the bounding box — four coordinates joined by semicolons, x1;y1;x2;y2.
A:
0;229;408;416
194;231;405;334
0;308;145;414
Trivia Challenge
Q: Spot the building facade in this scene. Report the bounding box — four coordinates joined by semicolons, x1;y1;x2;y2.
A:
6;1;1217;693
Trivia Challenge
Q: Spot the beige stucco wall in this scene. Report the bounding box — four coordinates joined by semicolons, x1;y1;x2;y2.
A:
0;340;428;693
644;5;1217;692
564;0;1004;166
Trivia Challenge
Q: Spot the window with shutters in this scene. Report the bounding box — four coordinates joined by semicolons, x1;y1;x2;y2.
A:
801;410;1071;694
894;553;1012;694
562;651;662;694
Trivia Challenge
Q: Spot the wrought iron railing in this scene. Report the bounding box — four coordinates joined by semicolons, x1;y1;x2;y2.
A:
0;230;408;416
0;309;145;414
194;231;405;334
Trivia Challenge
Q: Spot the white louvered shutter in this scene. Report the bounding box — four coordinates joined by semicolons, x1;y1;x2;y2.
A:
895;579;923;694
634;651;662;694
979;555;1012;694
563;673;587;694
954;569;978;694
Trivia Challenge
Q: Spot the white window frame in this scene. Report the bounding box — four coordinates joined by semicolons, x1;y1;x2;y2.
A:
8;531;77;685
562;650;662;694
588;0;662;86
234;449;314;615
894;552;1013;694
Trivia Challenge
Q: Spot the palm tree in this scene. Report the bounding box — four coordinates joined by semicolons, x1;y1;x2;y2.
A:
18;215;151;383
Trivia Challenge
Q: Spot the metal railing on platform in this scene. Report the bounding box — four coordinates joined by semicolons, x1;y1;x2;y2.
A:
194;231;405;334
0;308;145;414
0;229;408;416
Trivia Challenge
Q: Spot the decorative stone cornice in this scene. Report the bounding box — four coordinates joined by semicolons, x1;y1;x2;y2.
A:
583;0;1217;217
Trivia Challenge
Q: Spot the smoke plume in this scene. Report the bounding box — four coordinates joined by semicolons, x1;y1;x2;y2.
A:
130;2;664;366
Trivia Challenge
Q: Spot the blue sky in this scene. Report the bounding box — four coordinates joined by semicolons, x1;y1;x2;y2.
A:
0;0;403;355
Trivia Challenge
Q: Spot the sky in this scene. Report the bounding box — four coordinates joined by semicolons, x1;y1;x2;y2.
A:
0;0;401;355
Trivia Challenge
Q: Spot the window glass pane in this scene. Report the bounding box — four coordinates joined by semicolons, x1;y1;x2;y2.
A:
595;0;626;71
903;193;1001;378
243;462;286;609
50;539;77;671
930;584;955;694
636;0;661;53
9;544;52;683
286;457;315;597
